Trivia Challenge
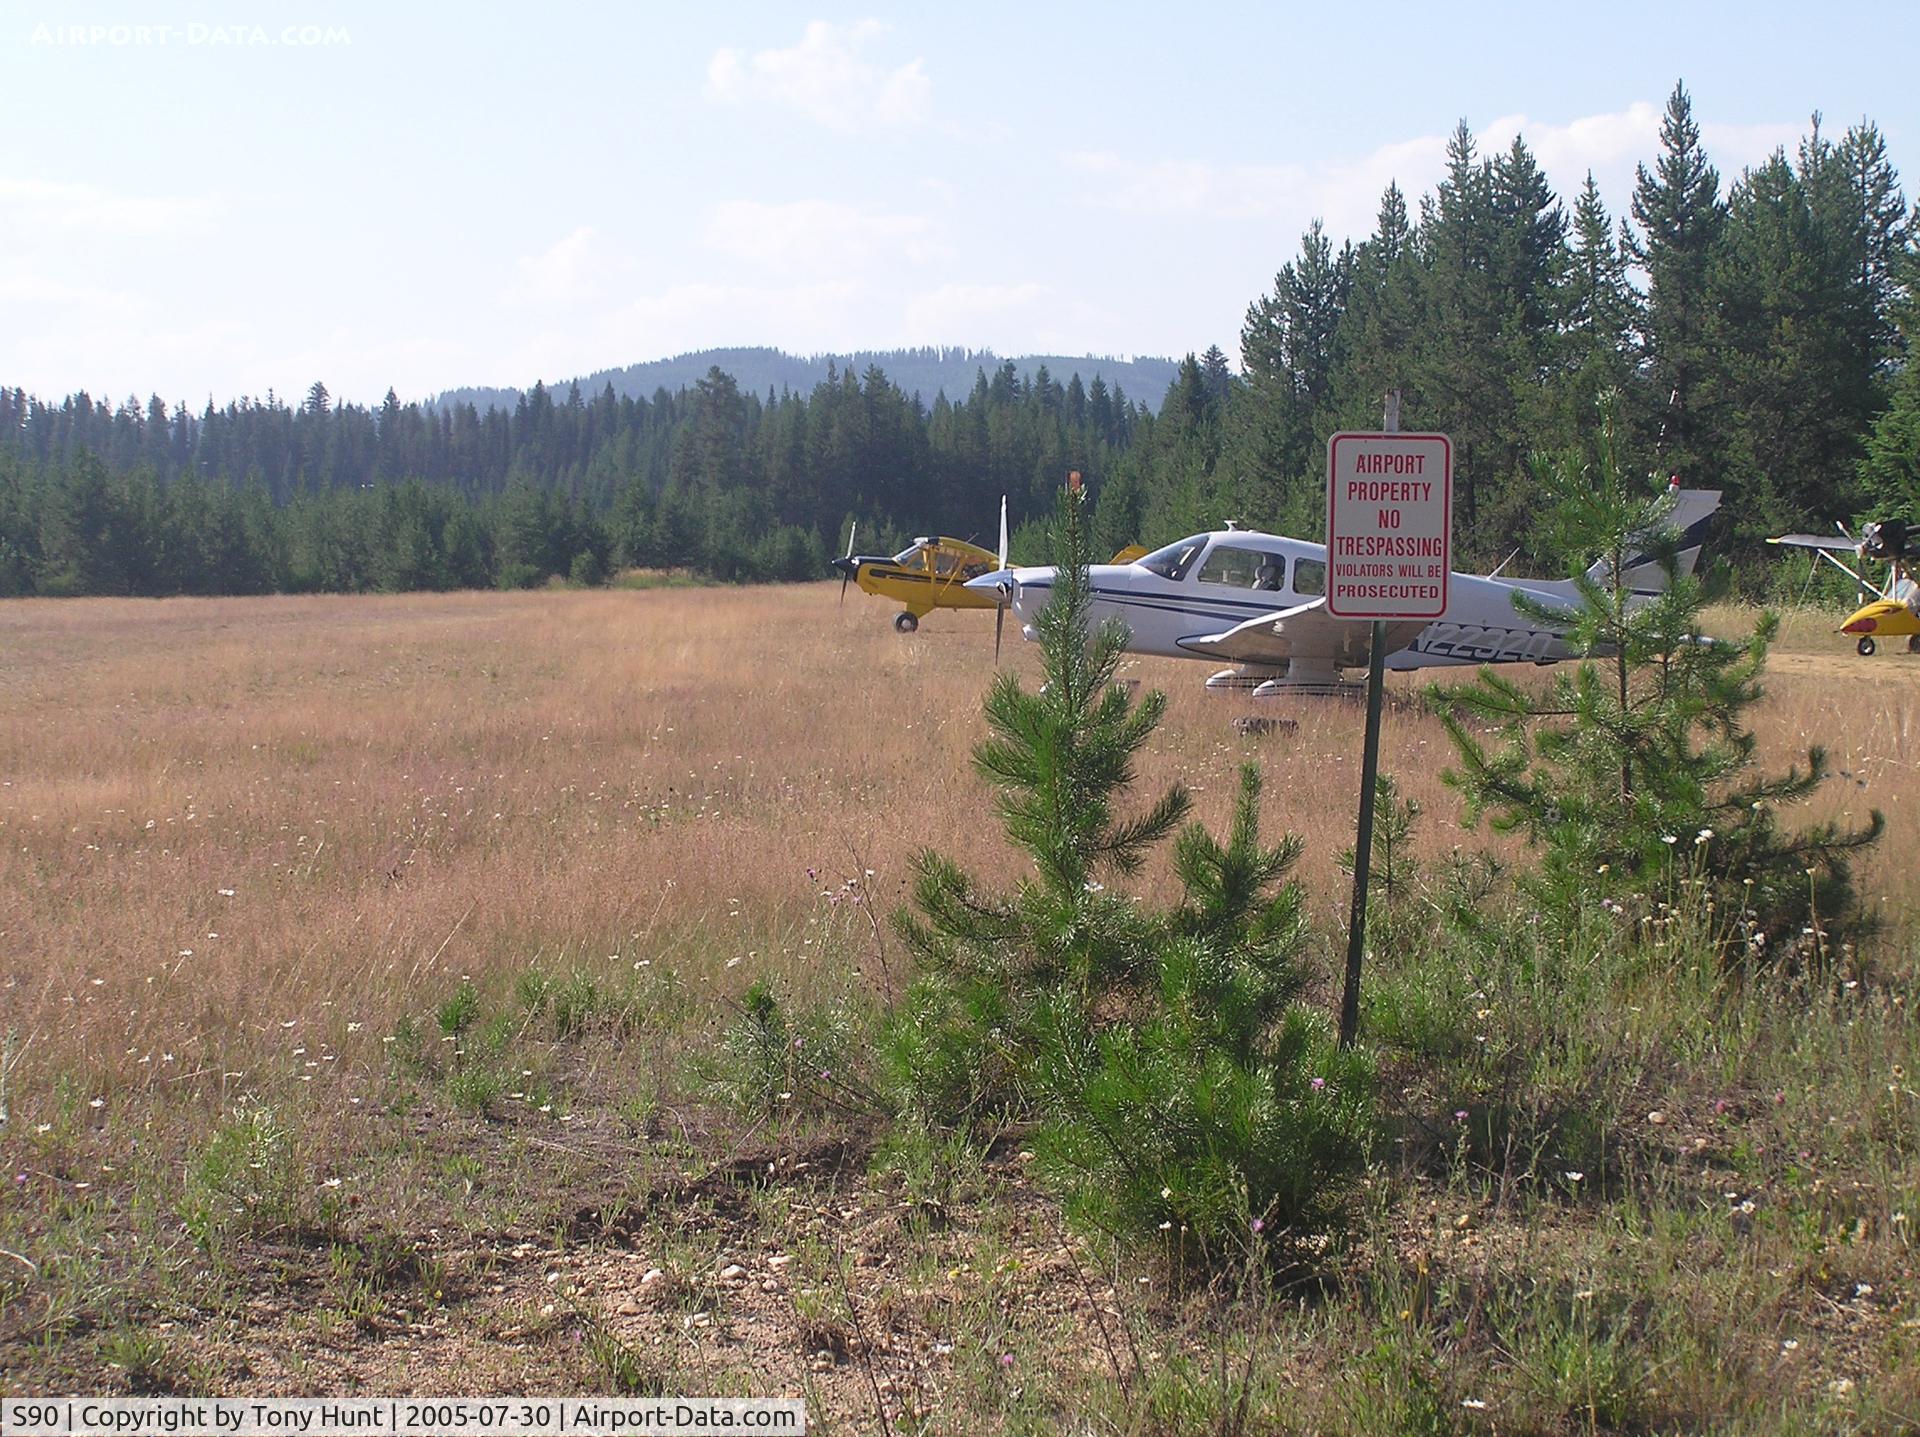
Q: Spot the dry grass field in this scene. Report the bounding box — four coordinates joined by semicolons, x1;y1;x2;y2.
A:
2;583;1917;1431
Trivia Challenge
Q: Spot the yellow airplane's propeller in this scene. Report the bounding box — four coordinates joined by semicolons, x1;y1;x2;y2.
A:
994;495;1009;662
835;522;857;607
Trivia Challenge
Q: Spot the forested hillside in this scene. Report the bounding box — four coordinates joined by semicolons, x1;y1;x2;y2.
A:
3;84;1916;598
433;347;1184;413
0;356;1147;595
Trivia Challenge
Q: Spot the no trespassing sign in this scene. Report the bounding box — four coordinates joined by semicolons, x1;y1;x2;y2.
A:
1325;432;1452;620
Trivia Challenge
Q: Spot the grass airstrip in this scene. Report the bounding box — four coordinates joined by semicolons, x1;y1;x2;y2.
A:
1;583;1916;1432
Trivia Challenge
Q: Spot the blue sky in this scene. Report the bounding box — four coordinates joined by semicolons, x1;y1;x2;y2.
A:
3;1;1916;405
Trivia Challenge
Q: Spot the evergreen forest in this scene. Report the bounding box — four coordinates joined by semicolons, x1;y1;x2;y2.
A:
4;84;1917;599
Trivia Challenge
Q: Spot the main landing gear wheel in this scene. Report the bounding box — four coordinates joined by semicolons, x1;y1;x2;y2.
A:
1909;635;1920;654
1858;636;1877;656
894;612;919;634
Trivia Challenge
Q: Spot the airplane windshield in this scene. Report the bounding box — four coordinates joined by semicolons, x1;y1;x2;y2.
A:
1137;537;1207;581
890;543;923;564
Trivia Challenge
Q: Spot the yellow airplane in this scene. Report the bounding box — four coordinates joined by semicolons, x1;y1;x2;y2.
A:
831;523;1004;634
833;500;1147;654
1769;518;1920;655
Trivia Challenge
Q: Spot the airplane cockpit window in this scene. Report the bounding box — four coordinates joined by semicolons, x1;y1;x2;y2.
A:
932;549;966;577
1137;537;1206;581
891;543;924;565
1196;542;1277;589
1292;558;1326;597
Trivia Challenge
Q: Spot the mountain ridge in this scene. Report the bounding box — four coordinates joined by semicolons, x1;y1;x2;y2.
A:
431;346;1186;411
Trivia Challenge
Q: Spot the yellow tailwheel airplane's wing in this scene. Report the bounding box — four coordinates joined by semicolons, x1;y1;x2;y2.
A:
1109;544;1150;564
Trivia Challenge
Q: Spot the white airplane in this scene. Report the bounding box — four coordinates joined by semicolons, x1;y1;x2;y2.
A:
965;489;1722;695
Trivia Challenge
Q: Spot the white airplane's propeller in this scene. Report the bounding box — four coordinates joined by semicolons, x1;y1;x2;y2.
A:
994;496;1009;663
837;521;857;607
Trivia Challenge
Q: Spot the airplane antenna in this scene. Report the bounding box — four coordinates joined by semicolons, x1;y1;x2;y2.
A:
839;521;857;607
994;496;1009;662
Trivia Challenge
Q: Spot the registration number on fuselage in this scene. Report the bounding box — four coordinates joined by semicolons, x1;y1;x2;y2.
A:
1406;623;1566;663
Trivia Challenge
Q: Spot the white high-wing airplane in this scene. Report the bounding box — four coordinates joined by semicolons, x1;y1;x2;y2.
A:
964;489;1722;695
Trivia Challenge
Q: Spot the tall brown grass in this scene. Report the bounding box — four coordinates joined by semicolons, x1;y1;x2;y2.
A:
0;586;1911;1107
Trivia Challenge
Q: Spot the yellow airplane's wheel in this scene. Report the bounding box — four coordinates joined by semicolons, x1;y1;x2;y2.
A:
1909;635;1920;654
1858;636;1877;656
894;612;919;634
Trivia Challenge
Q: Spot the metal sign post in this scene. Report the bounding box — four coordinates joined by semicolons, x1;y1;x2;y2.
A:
1329;397;1452;1048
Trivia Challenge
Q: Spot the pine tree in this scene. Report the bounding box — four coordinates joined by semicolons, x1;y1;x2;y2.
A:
1707;132;1873;535
1858;245;1920;511
886;488;1369;1253
1627;82;1727;485
1419;121;1511;545
1834;122;1912;377
1560;174;1636;410
1483;134;1570;549
1333;182;1421;412
38;452;125;595
1198;344;1233;409
1429;404;1880;955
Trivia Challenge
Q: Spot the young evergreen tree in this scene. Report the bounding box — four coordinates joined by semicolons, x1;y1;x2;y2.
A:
886;487;1370;1253
1429;404;1881;956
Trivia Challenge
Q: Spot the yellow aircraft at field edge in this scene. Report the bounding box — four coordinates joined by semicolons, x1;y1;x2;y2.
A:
1769;518;1920;656
831;527;1004;633
832;509;1151;638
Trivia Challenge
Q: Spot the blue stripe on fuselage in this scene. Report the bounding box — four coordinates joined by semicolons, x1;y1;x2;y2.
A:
1021;581;1304;624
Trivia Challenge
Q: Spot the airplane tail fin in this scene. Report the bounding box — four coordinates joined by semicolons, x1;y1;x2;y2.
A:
1579;486;1722;593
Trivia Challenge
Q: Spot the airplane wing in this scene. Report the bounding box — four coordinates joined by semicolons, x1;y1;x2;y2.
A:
1768;534;1859;553
1175;598;1427;669
1769;531;1883;596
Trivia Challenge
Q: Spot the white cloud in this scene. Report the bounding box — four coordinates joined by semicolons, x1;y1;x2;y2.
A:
1700;120;1807;178
495;280;868;383
903;283;1054;340
1068;101;1810;250
1469;107;1800;220
1485;102;1664;181
0;177;219;236
706;20;930;132
0;273;134;309
1064;150;1309;220
501;226;608;307
703;199;940;271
